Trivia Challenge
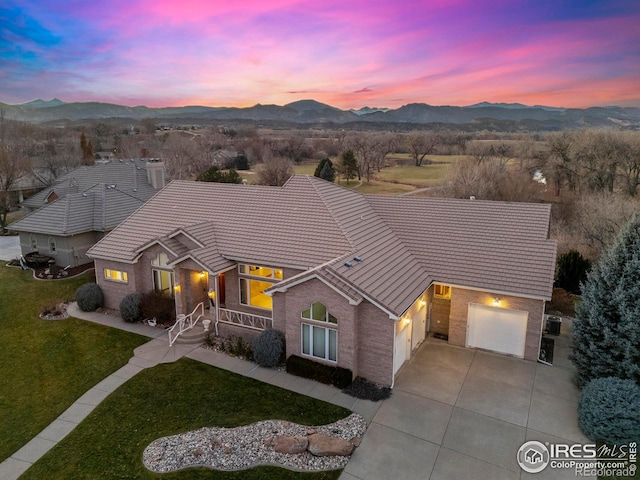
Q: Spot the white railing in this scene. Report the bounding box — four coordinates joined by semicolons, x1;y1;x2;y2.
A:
168;302;205;346
215;308;273;335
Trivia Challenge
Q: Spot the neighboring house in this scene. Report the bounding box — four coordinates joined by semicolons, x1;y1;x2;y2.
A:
87;175;556;386
10;159;166;267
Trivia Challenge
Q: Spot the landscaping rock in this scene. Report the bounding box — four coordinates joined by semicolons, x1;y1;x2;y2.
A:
307;434;354;457
273;436;308;454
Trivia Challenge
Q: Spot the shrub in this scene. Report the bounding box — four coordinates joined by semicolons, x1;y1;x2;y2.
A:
342;377;392;402
578;377;640;445
219;335;253;360
286;355;352;389
75;283;103;312
140;291;176;326
555;250;591;294
119;293;142;323
252;329;285;367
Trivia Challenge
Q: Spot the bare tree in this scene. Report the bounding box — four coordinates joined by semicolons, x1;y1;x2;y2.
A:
256;149;293;186
407;132;440;166
0;143;31;231
617;131;640;196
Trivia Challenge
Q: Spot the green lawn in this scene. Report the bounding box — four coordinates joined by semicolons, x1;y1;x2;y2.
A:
22;359;350;480
0;265;148;462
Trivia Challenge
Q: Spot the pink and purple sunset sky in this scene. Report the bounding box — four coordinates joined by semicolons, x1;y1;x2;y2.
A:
2;0;639;109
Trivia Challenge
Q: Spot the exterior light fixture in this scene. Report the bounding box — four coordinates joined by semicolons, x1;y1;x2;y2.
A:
493;297;501;306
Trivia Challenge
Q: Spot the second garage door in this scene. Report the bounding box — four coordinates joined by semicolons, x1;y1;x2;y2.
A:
466;303;528;357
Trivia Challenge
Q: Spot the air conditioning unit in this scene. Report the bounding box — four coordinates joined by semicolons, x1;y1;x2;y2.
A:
545;316;562;336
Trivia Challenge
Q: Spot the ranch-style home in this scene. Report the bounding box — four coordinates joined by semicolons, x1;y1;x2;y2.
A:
88;175;557;386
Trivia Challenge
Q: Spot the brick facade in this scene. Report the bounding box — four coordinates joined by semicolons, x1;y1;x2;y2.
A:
448;287;544;361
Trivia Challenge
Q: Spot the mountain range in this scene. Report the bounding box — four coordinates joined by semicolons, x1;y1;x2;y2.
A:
2;98;639;129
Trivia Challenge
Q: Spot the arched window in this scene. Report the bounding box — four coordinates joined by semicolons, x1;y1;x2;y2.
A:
301;302;337;361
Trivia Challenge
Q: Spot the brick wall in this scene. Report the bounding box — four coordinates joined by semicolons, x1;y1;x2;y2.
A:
279;277;356;375
356;302;395;386
449;287;544;361
94;258;138;310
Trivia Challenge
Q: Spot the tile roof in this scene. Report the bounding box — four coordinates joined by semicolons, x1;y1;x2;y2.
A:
88;175;556;316
9;184;146;235
21;159;160;210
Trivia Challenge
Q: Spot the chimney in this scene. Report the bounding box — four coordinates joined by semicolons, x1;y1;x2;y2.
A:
146;159;166;189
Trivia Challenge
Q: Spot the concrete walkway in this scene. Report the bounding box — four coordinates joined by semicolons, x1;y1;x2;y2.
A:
0;304;380;480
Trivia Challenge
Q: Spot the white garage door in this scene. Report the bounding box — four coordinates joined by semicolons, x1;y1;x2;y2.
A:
467;304;528;357
394;325;411;375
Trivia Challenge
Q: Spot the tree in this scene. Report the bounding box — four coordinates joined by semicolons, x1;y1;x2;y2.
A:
339;150;358;184
79;132;94;165
256;153;293;186
571;215;640;386
555;250;591;294
0;144;31;232
196;166;242;184
407;132;440;166
314;158;335;182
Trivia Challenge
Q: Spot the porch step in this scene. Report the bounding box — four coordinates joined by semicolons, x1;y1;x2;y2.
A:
173;325;210;345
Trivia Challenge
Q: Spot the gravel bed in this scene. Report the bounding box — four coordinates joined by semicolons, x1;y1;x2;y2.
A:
143;413;366;473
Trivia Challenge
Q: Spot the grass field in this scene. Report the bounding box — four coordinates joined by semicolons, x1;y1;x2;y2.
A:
21;359;350;480
0;266;148;462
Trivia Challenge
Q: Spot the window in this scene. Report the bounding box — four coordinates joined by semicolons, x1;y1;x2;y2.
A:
238;263;283;310
302;301;337;324
152;252;170;267
104;268;128;283
153;269;174;295
301;302;337;362
238;264;283;280
151;252;174;295
48;237;56;254
30;235;37;250
434;284;451;299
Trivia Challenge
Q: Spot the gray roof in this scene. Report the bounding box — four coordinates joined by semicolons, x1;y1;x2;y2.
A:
88;176;556;316
21;159;159;210
9;184;146;235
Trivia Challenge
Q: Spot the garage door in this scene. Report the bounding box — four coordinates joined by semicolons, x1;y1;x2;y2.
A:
466;304;528;357
394;325;411;375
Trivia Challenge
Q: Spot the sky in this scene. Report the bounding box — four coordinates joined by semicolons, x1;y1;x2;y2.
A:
1;0;639;109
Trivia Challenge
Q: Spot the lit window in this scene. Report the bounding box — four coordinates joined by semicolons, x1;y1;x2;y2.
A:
239;278;273;310
48;237;56;254
238;264;283;280
153;269;174;295
104;268;128;283
302;302;337;324
302;324;337;362
237;263;283;310
434;284;451;299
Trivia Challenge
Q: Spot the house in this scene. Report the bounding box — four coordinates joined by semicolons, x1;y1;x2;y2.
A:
10;159;166;267
87;176;557;386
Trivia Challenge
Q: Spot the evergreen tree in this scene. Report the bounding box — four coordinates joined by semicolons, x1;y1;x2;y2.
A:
314;158;335;183
340;150;358;184
555;250;591;294
571;215;640;386
319;161;335;182
196;166;243;183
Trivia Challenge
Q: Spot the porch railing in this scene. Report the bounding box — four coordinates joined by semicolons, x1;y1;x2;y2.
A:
215;308;273;335
168;302;205;346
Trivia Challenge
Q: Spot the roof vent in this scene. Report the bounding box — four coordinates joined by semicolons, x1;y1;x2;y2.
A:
344;261;353;268
82;193;88;197
469;195;476;200
354;256;361;262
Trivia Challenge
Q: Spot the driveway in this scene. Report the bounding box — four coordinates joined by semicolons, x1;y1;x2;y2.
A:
0;235;20;261
341;319;593;480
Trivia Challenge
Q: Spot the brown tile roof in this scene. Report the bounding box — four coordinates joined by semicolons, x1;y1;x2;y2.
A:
88;175;556;316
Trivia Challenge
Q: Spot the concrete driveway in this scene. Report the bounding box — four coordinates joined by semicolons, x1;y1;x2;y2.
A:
0;235;20;261
342;319;592;480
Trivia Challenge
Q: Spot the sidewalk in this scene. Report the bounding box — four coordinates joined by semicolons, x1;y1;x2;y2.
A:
0;303;380;480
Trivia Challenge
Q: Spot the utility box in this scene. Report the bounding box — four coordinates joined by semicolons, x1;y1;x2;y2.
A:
546;316;562;336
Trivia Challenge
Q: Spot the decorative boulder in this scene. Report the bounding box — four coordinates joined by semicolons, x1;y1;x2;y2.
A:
307;434;354;457
273;436;309;454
